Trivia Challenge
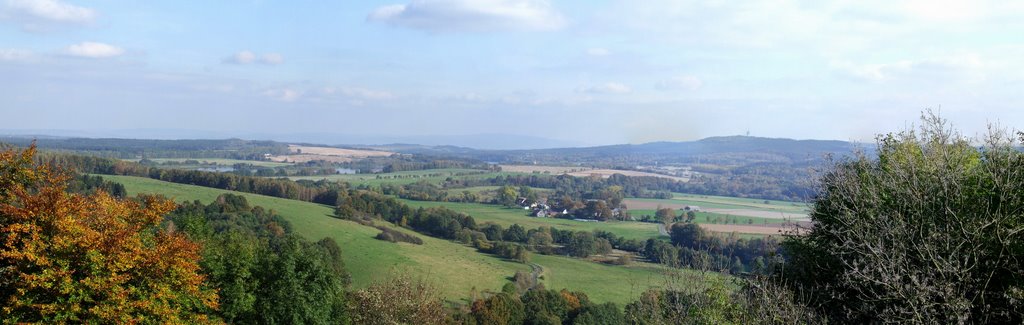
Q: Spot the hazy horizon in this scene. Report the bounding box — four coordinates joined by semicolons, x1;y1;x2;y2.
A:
4;0;1023;146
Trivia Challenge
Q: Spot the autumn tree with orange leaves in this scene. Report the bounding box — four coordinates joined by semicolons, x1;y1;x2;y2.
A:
0;145;218;323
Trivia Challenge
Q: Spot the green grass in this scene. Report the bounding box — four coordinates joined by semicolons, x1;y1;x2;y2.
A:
533;254;674;305
629;209;789;225
102;174;528;301
102;175;674;304
400;200;666;241
666;193;810;213
125;158;292;168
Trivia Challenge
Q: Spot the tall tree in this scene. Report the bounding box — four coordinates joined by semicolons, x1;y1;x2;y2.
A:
0;145;218;323
498;185;519;207
655;207;677;225
784;114;1024;323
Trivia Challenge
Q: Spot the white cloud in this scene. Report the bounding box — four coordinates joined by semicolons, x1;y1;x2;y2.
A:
368;0;566;32
578;82;632;94
904;0;984;22
656;75;702;91
0;48;32;60
599;0;1024;53
66;42;123;58
264;88;302;101
260;53;284;65
223;50;257;64
586;48;610;56
323;86;394;100
830;54;987;82
224;51;284;65
3;0;95;23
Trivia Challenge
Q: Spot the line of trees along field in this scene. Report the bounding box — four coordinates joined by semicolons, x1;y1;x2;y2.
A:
450;172;813;202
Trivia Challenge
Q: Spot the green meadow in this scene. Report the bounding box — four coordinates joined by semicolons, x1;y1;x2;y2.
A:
399;200;666;241
629;209;789;225
102;175;672;304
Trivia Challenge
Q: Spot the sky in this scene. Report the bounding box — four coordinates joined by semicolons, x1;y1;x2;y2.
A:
2;0;1023;148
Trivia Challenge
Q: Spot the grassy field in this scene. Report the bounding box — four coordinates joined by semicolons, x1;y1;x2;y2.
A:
625;194;809;221
667;193;809;213
625;193;810;236
629;209;789;225
125;158;292;168
399;200;666;241
533;254;672;303
287;169;521;187
102;175;673;304
102;174;528;301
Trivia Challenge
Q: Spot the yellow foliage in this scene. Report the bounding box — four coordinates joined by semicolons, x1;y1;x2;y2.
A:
0;145;218;323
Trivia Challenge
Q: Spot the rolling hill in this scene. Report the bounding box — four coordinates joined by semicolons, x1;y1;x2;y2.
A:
100;175;674;305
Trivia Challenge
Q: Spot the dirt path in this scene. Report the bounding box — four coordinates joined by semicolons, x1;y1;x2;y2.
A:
528;263;544;289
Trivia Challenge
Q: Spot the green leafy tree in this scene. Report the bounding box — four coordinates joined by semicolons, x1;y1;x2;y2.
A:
471;292;525;325
573;302;623;325
503;224;528;242
784;113;1024;323
498;186;518;207
655;207;677;225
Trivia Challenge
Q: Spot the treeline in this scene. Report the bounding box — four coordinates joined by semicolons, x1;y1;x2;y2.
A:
329;190;617;260
675;166;814;202
350;271;819;324
383;181;633;221
66;174;127;198
446;168;811;202
447;173;672;201
642;223;782;274
38;151;351;203
168;194;350;323
3;137;289;159
444;274;818;324
458;287;623;324
380;181;480;203
340;154;495;174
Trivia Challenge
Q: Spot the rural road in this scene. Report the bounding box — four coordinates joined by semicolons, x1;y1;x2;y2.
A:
658;224;670;236
528;263;544;289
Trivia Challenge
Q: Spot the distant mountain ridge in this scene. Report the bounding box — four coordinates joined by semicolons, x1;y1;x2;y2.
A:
2;133;862;165
376;134;856;154
372;135;861;164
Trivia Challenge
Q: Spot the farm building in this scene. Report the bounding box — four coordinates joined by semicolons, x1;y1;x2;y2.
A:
683;205;702;212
